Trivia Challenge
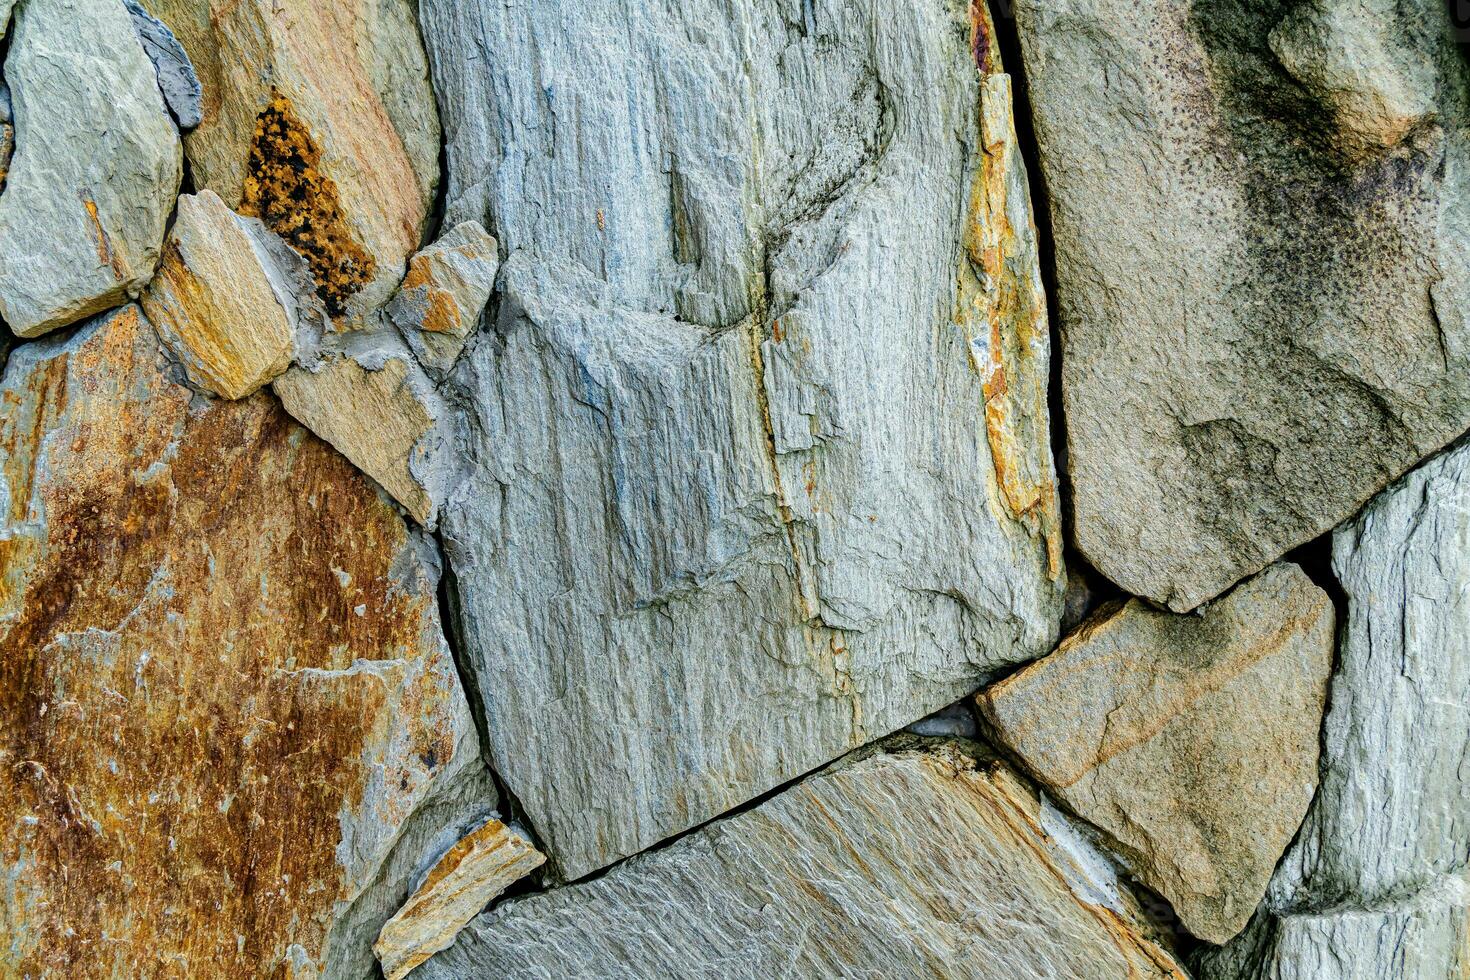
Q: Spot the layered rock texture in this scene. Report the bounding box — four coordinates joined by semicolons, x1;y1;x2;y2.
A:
2;0;1467;975
1015;0;1470;611
421;0;1065;880
419;740;1188;979
979;564;1335;943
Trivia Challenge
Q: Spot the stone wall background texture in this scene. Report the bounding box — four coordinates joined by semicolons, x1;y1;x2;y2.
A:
0;0;1464;978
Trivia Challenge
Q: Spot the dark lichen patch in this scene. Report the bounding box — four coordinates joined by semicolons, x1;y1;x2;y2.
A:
240;90;375;318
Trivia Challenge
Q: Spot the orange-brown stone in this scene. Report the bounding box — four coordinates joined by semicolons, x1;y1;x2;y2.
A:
0;306;484;977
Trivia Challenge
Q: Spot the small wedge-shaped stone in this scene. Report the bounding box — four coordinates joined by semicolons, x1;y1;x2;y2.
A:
1199;439;1470;978
275;354;439;524
375;819;545;980
387;221;498;376
0;306;495;978
418;741;1187;979
978;564;1334;944
141;190;294;398
0;0;181;337
139;0;439;322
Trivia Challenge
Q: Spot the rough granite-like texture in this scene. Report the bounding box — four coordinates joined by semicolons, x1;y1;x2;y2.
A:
1014;0;1470;610
375;818;545;980
1199;439;1470;976
141;190;295;398
418;741;1187;980
0;0;181;338
0;307;495;978
421;0;1065;879
978;563;1334;944
139;0;440;321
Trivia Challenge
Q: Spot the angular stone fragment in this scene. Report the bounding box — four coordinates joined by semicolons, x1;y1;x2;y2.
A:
386;221;499;377
1013;0;1470;610
0;306;494;978
418;741;1187;979
1200;439;1470;975
375;818;545;980
139;0;440;322
0;0;181;337
125;0;203;129
978;564;1334;943
275;353;444;525
422;0;1064;879
140;190;295;398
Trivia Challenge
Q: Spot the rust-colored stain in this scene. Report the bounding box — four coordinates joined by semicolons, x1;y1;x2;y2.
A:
82;198;127;282
956;44;1063;579
398;251;461;336
969;0;1001;75
240;90;376;318
0;307;458;976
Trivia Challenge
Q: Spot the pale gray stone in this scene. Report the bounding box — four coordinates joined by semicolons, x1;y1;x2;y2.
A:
418;740;1188;980
420;0;1065;878
125;0;203;130
1014;0;1470;611
0;0;181;339
1199;438;1470;976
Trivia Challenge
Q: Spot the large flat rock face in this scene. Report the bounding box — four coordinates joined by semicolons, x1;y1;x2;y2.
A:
979;563;1334;944
1014;0;1470;611
0;0;181;337
0;308;493;978
420;0;1065;878
418;741;1188;980
1198;439;1470;978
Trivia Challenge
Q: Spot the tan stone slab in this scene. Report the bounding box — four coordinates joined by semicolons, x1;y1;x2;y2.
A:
141;190;294;398
978;563;1334;944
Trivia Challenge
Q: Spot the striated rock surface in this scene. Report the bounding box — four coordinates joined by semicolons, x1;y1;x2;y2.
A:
0;0;181;338
0;306;494;978
140;190;295;398
1200;439;1470;976
387;221;499;377
1014;0;1470;610
375;818;545;980
422;0;1065;879
139;0;440;321
978;563;1334;943
418;741;1187;979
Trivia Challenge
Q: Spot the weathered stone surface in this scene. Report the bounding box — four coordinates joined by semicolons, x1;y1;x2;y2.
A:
0;0;181;338
139;0;440;322
387;221;499;377
140;190;295;399
125;0;203;130
1199;439;1470;975
275;353;443;525
419;741;1187;979
978;563;1334;943
422;0;1065;879
375;818;545;980
1014;0;1470;610
0;306;494;978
